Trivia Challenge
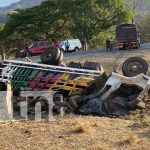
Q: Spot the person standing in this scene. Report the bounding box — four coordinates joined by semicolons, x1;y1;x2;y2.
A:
106;38;110;52
25;45;31;57
109;37;114;52
65;40;70;52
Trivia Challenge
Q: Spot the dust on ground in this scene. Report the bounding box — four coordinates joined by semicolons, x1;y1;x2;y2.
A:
1;49;150;150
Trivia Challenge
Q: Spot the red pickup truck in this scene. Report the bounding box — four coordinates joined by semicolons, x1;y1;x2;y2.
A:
18;41;50;57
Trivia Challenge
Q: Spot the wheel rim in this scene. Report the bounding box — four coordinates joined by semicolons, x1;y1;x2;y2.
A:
45;53;52;59
75;48;79;52
128;62;143;74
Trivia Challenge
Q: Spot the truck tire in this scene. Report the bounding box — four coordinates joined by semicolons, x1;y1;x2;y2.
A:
68;61;82;69
133;44;139;49
122;57;148;77
41;46;60;65
56;51;63;65
74;47;79;52
133;46;138;49
83;61;102;71
60;48;65;52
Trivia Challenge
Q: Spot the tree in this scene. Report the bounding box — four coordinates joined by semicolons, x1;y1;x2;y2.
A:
124;0;146;23
0;23;4;31
0;23;6;59
139;14;150;43
1;0;72;41
0;0;132;54
70;0;132;50
0;0;72;56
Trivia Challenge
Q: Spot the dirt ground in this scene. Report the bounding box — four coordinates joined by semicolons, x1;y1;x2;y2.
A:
1;49;150;150
64;49;150;74
0;115;150;150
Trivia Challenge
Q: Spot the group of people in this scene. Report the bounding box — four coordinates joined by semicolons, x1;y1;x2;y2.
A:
106;37;114;52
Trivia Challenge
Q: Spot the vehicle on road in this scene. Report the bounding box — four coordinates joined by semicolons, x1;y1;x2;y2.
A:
18;41;50;57
59;39;82;52
116;24;141;50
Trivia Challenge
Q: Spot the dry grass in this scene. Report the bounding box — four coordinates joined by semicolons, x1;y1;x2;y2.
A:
125;135;139;144
71;118;95;134
0;116;150;150
118;135;139;145
89;143;109;150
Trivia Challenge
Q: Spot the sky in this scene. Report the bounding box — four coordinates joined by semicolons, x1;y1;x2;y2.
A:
0;0;20;7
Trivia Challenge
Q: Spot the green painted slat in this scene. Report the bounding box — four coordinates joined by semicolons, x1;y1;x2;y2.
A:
12;68;38;91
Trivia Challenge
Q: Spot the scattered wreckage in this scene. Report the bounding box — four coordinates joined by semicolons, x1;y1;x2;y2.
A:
75;72;150;117
0;46;150;118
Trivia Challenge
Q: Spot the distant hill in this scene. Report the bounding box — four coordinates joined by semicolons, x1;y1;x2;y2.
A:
0;0;44;23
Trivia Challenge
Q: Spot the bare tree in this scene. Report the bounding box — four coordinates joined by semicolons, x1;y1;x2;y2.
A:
124;0;146;23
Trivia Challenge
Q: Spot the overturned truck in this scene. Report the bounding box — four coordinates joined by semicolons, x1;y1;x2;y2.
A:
0;55;149;118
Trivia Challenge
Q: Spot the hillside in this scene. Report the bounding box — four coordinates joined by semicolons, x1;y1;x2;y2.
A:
0;0;44;23
0;0;44;11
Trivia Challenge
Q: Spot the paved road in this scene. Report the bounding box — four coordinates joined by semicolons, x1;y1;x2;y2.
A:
64;43;150;58
16;43;150;62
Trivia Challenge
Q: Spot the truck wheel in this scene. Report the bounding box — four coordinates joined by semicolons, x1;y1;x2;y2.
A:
41;46;60;65
56;51;64;65
119;46;126;50
133;44;139;49
133;47;138;49
68;61;82;69
60;48;65;52
122;57;148;77
74;47;79;52
83;61;102;71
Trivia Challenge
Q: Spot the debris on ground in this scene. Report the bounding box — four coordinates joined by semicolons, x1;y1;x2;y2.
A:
75;72;150;117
